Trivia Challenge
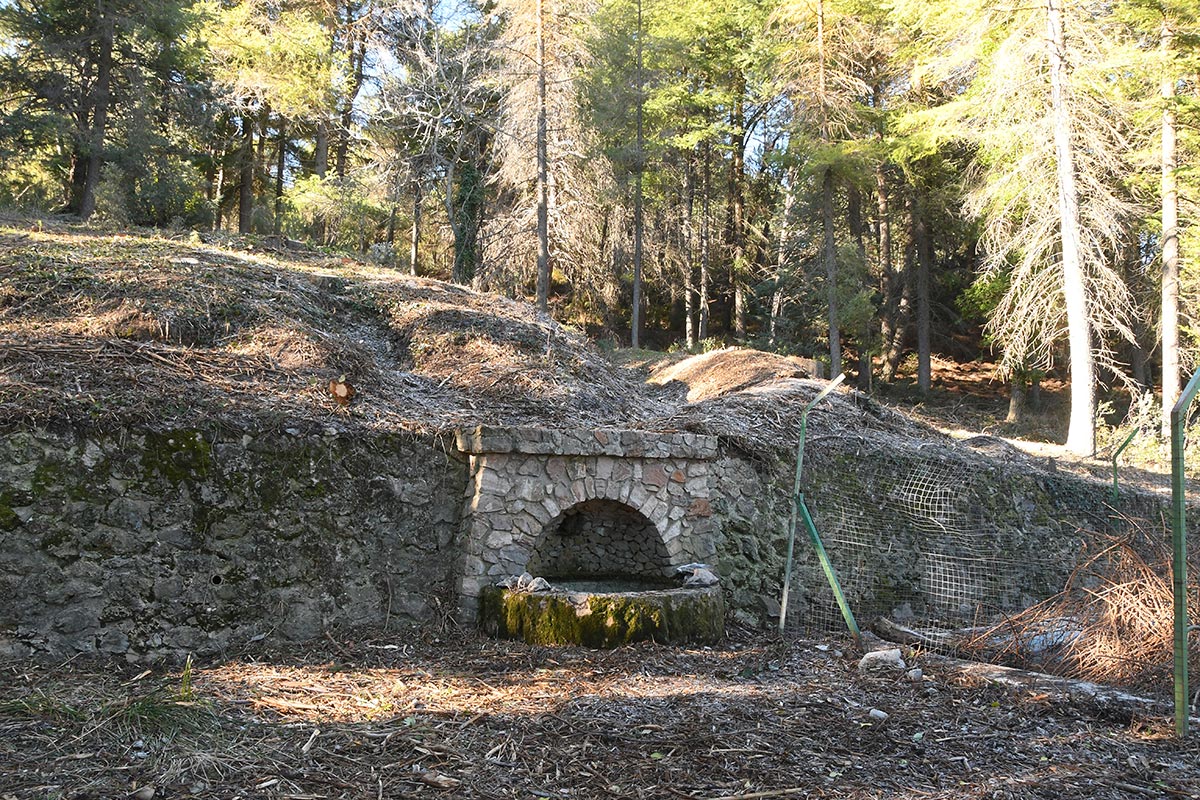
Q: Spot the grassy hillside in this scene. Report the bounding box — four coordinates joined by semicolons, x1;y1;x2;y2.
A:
0;220;934;454
0;221;672;434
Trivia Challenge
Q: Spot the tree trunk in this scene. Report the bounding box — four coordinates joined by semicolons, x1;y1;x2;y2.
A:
877;163;898;382
885;217;914;381
631;0;645;349
78;11;114;221
823;169;841;377
335;36;366;179
255;109;268;181
684;155;697;348
1007;377;1027;424
699;143;711;340
1030;375;1043;412
213;159;226;231
315;122;330;178
273;123;287;236
1047;0;1095;456
535;0;551;311
410;179;422;276
911;191;932;394
817;0;840;376
1160;18;1180;439
770;178;796;348
728;72;748;342
238;114;254;234
849;185;872;389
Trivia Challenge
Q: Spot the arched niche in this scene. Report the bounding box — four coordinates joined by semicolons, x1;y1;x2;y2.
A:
526;498;672;580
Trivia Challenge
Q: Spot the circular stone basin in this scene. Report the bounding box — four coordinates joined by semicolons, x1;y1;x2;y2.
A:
478;578;724;648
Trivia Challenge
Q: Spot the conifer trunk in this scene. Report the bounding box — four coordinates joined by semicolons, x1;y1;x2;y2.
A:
769;181;796;348
1160;18;1180;438
912;191;932;394
535;0;551;312
823;169;840;376
877;163;897;382
631;0;645;349
1047;0;1095;455
699;143;711;340
238;114;254;234
409;181;422;276
730;82;747;342
273;123;287;236
817;0;840;376
78;10;113;221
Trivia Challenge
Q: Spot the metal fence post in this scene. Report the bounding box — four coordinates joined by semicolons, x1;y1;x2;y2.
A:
1169;367;1200;737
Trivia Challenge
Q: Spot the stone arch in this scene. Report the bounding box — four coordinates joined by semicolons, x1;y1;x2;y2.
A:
526;498;673;580
453;426;720;619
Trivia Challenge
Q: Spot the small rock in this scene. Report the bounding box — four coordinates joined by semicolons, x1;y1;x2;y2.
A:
526;577;552;592
858;648;906;675
498;573;554;592
683;568;720;587
868;708;890;722
906;668;924;682
130;787;156;800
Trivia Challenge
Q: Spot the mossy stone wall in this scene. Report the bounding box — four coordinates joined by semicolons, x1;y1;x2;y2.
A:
707;437;1187;632
0;427;465;660
479;585;723;647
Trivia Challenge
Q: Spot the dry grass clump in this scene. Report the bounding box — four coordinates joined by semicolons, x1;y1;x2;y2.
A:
971;526;1199;694
650;348;818;402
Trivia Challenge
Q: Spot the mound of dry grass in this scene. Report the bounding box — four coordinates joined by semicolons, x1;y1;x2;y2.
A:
650;348;819;402
0;223;669;434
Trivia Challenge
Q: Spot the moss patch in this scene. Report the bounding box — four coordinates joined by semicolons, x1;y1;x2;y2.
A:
479;585;723;648
0;503;18;531
141;430;212;485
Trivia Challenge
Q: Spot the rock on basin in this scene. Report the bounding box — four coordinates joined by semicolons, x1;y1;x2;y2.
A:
479;581;724;648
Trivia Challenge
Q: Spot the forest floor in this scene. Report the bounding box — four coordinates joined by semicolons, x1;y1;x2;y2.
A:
3;628;1199;800
876;359;1179;496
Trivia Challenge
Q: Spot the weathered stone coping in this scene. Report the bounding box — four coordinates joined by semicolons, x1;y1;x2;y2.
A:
455;426;719;460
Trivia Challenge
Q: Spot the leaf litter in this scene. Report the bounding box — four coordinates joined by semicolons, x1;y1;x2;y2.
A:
2;629;1198;800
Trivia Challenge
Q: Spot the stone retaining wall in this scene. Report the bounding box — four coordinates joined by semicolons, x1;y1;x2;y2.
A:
3;421;1182;660
0;427;464;660
706;435;1188;632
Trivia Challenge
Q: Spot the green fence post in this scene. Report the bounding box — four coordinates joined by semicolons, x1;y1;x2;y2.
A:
1169;367;1200;737
779;374;860;646
1111;428;1139;505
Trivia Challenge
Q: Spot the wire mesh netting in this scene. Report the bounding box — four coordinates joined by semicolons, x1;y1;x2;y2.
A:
787;431;1199;698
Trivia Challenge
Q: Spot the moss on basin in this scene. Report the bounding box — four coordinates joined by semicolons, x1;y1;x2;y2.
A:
478;584;724;648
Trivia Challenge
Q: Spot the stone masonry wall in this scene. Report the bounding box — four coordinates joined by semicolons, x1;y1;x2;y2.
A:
707;435;1190;632
455;427;719;618
527;498;671;579
5;419;1179;659
0;427;465;660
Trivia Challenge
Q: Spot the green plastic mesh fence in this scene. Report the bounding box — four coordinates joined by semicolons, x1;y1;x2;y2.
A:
787;431;1199;697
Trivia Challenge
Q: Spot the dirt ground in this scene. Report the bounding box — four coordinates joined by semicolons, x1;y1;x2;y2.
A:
2;629;1197;800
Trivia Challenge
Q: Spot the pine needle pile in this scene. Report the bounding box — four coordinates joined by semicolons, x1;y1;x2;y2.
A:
966;525;1200;694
